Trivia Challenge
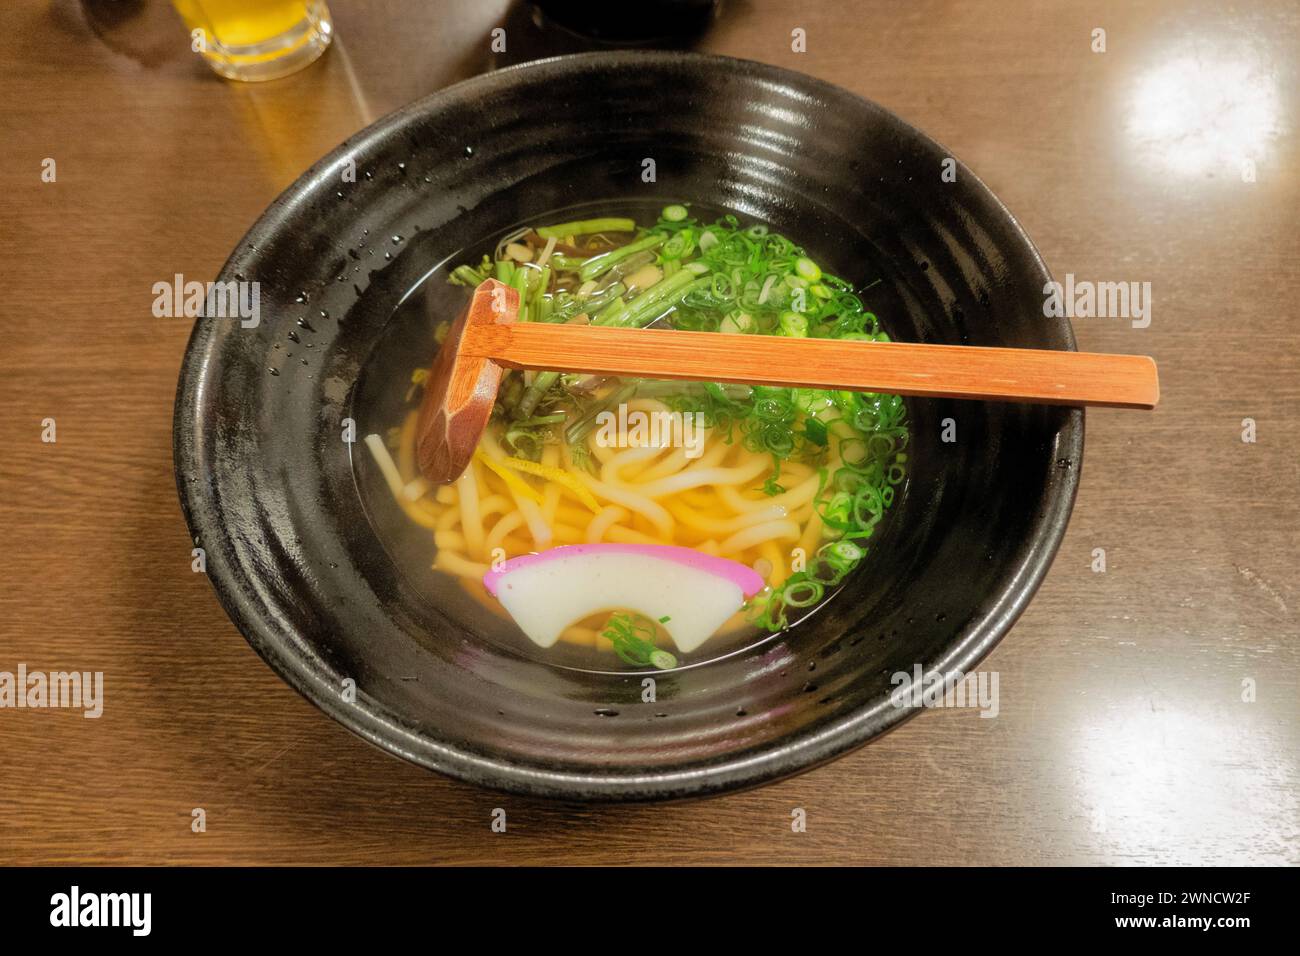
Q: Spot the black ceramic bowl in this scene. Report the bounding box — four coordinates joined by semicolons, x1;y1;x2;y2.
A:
174;51;1081;800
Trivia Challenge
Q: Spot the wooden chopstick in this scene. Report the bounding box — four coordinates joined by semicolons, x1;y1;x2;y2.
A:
467;323;1159;409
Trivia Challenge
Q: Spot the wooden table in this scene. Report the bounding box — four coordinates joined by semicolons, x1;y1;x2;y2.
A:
2;0;1296;865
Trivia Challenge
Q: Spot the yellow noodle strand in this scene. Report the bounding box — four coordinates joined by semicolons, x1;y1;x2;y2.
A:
435;530;467;551
599;444;666;484
719;519;801;554
433;550;490;578
720;472;821;512
513;489;552;548
497;455;601;513
585;505;629;543
457;459;485;559
398;411;419;478
605;525;669;546
474;448;545;505
633;453;771;499
484;512;525;555
758;540;788;587
364;433;406;499
665;498;788;535
573;472;674;538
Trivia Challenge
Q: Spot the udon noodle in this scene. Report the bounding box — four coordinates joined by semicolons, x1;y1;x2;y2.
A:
366;205;909;667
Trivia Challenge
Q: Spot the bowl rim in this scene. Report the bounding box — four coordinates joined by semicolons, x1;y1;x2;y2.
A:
173;49;1083;801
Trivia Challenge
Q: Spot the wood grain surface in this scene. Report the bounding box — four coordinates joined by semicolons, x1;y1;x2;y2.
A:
1;0;1296;865
477;323;1162;407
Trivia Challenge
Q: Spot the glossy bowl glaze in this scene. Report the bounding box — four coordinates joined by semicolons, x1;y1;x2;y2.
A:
174;51;1081;800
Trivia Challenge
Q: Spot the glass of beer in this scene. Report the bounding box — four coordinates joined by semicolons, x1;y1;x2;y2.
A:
172;0;333;82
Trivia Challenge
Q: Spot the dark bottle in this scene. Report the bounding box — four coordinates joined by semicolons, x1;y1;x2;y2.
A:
531;0;723;45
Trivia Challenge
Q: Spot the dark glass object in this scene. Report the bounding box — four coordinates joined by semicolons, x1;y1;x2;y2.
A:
532;0;723;44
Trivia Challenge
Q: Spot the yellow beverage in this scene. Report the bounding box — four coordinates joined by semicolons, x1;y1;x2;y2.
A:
172;0;333;81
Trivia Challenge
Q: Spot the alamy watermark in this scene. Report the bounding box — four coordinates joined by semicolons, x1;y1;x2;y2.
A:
890;665;999;718
1043;273;1151;328
593;403;707;458
152;273;260;328
0;664;103;718
50;886;150;936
